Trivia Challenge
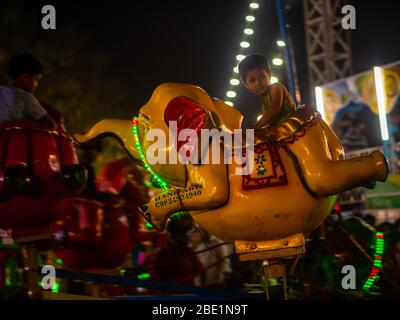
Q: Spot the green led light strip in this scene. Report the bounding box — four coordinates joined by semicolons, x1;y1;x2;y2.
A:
51;281;60;294
137;272;151;280
363;232;384;291
132;117;169;191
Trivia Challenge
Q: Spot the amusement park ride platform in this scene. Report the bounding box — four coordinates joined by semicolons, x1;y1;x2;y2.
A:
0;232;265;300
235;233;305;300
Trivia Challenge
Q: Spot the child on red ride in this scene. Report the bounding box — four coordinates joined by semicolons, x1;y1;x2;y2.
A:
0;52;56;129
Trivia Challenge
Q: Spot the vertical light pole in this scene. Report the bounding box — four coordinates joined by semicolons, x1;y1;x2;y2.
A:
373;66;389;142
315;86;326;121
374;66;391;164
275;0;298;105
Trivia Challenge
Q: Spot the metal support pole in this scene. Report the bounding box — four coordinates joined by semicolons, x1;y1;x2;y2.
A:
275;0;297;105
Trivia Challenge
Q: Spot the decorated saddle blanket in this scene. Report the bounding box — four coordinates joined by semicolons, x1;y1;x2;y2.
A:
253;106;321;145
242;143;288;190
241;106;321;190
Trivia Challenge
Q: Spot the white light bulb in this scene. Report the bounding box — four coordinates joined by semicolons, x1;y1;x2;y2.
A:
236;54;245;61
272;58;283;66
226;91;237;98
230;78;240;86
270;76;279;84
244;28;254;35
240;41;250;48
225;101;234;107
250;3;260;9
245;15;255;22
277;40;286;47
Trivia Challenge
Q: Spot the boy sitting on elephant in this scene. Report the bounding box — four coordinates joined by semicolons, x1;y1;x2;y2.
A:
238;54;296;131
75;81;389;235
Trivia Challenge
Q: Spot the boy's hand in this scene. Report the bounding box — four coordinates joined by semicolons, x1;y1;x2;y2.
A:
254;128;275;143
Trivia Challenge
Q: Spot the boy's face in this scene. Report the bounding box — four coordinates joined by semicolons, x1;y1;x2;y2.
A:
243;68;271;97
14;73;42;93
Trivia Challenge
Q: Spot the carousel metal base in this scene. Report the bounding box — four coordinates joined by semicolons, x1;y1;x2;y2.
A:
235;233;305;300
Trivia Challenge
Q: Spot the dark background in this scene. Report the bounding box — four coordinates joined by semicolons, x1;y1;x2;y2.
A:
0;0;399;131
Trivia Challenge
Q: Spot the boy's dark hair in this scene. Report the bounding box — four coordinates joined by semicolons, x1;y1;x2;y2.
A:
238;54;271;82
6;52;43;79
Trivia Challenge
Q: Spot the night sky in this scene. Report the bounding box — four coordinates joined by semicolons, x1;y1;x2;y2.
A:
1;0;399;129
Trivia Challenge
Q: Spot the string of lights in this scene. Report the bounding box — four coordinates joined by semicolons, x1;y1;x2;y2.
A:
132;117;169;191
362;232;384;291
223;1;285;123
224;1;260;107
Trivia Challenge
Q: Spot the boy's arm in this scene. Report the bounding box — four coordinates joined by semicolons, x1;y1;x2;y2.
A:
37;114;57;130
254;83;283;129
23;92;57;129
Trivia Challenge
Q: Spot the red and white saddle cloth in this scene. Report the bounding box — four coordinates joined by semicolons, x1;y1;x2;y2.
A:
241;106;321;190
241;143;288;190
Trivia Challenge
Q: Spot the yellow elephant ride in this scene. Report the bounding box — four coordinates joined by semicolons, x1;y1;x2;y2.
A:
74;83;388;249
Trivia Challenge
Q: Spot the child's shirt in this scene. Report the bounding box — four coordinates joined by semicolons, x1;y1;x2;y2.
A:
261;83;296;126
0;85;47;125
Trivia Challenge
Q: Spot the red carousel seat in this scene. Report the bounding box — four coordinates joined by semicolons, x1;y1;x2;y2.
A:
0;120;87;236
54;197;131;271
